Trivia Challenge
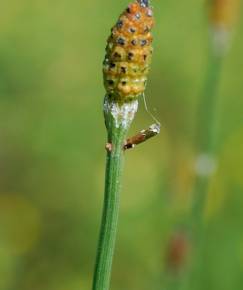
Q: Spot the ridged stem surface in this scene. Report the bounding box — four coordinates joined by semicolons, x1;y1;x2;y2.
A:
92;99;137;290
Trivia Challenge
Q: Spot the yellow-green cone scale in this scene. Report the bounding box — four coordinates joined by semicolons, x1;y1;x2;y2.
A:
103;0;154;103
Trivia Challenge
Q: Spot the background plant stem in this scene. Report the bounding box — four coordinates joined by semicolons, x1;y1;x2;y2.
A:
192;50;223;233
92;113;129;290
184;50;224;290
165;49;224;290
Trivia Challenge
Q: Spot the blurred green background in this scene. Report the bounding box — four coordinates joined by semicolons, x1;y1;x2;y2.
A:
0;1;243;289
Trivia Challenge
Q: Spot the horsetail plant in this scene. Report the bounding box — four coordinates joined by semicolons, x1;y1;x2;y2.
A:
193;0;240;232
165;2;240;289
92;1;159;290
209;0;240;55
183;0;240;288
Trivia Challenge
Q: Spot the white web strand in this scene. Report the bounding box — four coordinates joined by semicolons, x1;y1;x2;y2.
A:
142;93;161;127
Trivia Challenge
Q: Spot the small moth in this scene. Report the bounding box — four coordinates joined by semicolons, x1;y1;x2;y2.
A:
105;123;160;152
124;123;160;150
103;0;154;103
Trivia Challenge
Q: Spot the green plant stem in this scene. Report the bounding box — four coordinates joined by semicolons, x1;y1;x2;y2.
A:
192;52;223;231
165;52;224;290
92;123;127;290
183;52;224;290
92;98;137;290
